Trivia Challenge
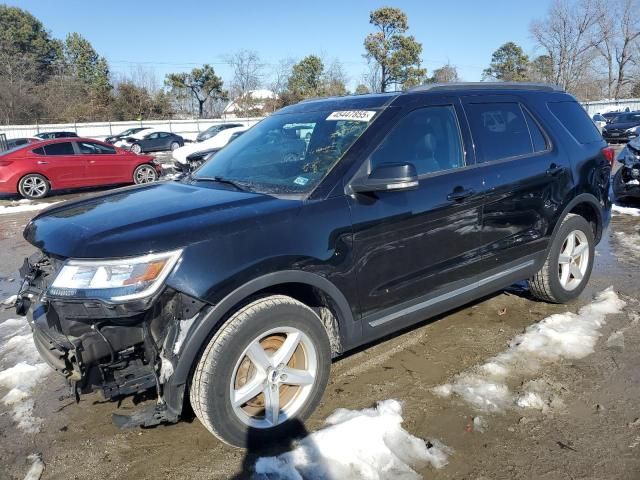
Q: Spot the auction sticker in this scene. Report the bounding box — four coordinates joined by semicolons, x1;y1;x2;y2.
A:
326;110;376;122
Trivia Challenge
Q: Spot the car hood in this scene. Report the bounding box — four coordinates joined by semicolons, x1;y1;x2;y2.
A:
604;121;640;130
24;181;299;258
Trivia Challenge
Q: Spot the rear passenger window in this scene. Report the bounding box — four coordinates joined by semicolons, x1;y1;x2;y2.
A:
548;101;602;144
43;142;75;155
370;105;465;176
465;102;532;163
523;109;548;152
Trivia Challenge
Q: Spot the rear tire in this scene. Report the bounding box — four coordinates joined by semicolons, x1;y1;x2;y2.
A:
131;143;142;154
528;213;594;303
190;295;331;447
170;141;180;151
18;174;50;199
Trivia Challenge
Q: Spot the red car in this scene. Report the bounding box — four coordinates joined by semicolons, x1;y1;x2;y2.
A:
0;137;162;199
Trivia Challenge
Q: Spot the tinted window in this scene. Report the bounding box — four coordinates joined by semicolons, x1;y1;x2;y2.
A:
77;142;116;154
465;102;532;162
43;142;75;155
159;132;170;138
32;147;45;155
371;105;464;176
548;101;602;144
523;109;548;152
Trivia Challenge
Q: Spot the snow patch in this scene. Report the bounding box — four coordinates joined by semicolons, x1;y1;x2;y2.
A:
433;288;625;412
0;201;60;215
255;399;451;479
606;330;625;351
2;294;17;307
0;317;50;432
612;204;640;217
23;453;45;480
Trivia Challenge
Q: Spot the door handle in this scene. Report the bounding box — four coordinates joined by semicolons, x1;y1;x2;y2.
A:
546;164;563;176
37;161;48;165
447;187;475;201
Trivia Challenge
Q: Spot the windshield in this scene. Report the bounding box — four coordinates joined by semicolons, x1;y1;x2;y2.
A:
193;109;378;194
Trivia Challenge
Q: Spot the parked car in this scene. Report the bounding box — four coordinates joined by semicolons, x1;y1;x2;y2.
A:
592;113;607;131
602;111;622;123
34;131;78;140
122;131;184;154
17;83;612;447
613;136;640;202
196;123;245;142
602;111;640;143
105;127;152;144
179;130;248;173
172;125;249;167
0;138;161;199
6;137;39;150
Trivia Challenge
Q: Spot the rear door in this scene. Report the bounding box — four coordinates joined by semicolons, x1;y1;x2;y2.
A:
348;97;488;327
35;142;88;188
461;95;572;268
76;141;132;185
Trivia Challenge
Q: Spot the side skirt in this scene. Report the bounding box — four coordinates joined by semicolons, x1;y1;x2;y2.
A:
357;254;542;346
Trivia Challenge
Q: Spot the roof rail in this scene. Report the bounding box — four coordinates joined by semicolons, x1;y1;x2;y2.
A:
409;82;564;93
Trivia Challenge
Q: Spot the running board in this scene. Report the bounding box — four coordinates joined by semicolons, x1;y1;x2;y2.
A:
368;260;535;328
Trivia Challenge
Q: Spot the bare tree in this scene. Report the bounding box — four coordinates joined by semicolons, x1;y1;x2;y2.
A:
322;59;349;96
595;0;640;98
362;62;382;93
530;0;602;92
226;49;264;114
267;57;294;110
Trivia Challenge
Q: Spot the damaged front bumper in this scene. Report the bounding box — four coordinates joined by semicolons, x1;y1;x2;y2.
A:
17;253;208;427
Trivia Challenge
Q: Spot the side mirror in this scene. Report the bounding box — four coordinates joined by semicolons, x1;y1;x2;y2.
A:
350;162;419;194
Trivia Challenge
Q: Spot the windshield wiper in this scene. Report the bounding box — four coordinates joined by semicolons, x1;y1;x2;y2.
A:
194;176;252;192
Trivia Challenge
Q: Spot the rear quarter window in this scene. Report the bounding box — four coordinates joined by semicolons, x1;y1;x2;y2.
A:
547;101;602;144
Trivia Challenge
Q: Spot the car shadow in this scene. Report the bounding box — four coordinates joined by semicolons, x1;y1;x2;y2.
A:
230;419;309;479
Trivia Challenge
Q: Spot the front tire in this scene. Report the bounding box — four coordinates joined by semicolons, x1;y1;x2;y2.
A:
131;143;142;154
18;174;50;199
528;213;595;303
133;164;158;184
190;295;331;447
170;141;180;151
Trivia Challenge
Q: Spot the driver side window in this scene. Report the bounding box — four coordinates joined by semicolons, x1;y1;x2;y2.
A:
371;105;465;176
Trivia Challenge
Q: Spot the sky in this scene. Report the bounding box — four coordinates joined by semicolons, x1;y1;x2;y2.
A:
6;0;553;89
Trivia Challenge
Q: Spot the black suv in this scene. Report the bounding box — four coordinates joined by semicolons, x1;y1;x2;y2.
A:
17;83;612;447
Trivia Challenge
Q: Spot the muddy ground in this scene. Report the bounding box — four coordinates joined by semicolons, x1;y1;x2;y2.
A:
1;159;639;479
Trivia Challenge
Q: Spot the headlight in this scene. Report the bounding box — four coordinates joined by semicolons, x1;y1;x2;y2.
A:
48;250;182;302
626;127;639;134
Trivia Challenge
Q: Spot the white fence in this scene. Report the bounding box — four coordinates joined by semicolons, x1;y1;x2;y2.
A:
0;117;265;142
581;98;640;116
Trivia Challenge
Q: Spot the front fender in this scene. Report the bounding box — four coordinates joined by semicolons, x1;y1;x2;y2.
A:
170;270;358;387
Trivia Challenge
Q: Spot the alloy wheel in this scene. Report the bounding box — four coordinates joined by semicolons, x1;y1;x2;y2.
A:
558;229;590;291
21;176;47;198
134;165;157;184
229;327;318;429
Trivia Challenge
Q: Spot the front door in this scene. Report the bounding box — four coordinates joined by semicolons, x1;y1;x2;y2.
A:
348;101;487;328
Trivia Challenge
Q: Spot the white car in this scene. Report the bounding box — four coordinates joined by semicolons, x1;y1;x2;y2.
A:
113;128;161;148
172;125;250;165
